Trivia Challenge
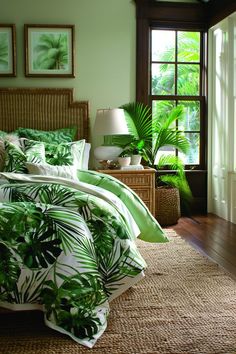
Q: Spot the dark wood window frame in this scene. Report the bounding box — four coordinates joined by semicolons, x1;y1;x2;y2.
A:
150;27;207;170
135;1;208;169
134;0;209;213
134;0;236;214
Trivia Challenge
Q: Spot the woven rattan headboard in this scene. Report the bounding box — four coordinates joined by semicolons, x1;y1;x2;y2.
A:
0;88;89;141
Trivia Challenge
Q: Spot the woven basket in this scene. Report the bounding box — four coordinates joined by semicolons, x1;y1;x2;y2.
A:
155;186;181;226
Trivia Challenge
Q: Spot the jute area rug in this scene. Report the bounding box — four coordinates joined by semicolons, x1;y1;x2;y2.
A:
0;230;236;354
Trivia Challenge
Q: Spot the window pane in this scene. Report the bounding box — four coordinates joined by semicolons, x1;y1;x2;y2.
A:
178;101;200;131
154;147;175;165
177;64;200;95
177;32;200;62
152;63;175;95
179;133;200;164
152;100;175;118
152;30;175;62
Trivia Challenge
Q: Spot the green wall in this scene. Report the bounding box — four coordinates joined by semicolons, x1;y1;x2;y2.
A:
0;0;136;157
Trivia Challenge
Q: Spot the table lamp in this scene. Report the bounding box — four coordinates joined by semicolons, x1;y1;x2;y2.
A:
94;108;129;168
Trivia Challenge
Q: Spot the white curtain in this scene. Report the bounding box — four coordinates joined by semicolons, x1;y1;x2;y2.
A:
208;12;236;222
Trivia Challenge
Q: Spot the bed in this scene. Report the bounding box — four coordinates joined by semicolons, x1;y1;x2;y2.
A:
0;87;167;348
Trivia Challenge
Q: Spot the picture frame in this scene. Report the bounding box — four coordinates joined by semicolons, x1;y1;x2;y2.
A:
0;24;16;77
24;24;75;78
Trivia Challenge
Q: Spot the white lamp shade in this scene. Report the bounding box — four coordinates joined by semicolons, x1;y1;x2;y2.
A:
94;108;129;135
94;146;123;161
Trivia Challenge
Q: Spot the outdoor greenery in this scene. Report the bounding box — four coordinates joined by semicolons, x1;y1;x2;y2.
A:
151;30;201;165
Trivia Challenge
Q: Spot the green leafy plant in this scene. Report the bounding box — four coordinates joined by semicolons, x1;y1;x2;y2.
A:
118;150;131;158
116;102;193;211
126;140;145;156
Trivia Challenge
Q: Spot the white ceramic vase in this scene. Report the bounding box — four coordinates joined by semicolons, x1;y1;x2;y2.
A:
118;156;131;167
131;154;142;165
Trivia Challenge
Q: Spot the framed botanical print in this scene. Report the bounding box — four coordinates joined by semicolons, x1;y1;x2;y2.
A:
24;24;75;78
0;24;16;77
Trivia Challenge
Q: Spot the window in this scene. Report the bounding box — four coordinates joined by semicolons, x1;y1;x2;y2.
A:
150;29;205;168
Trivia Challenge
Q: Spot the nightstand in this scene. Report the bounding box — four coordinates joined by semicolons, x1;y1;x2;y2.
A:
97;167;156;216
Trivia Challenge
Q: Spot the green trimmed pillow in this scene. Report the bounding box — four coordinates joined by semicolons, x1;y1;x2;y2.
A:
4;140;46;173
16;127;77;143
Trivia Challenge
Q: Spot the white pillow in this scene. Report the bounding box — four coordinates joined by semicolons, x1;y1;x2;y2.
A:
26;162;79;180
82;143;91;169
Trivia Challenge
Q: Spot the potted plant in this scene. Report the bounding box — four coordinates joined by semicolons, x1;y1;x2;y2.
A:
125;140;145;165
118;150;131;167
154;154;192;225
115;102;193;225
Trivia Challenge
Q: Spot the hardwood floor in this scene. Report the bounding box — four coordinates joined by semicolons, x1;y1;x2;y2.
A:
165;213;236;278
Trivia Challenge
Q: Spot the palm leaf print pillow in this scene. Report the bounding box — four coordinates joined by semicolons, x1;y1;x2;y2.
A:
28;139;86;168
4;140;46;173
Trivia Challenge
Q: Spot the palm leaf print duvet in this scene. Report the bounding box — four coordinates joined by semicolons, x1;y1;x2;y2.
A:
0;173;167;348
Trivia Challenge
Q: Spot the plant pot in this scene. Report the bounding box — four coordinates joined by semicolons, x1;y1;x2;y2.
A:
131;154;142;165
155;186;181;226
118;156;131;167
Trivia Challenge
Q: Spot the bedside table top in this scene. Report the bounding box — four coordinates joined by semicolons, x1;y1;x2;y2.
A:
97;167;156;174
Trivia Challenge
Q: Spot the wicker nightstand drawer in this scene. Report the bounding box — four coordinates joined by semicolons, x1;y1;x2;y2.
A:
116;174;152;187
133;188;150;201
97;167;155;215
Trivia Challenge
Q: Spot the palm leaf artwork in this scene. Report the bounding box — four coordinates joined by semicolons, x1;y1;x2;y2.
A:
0;32;8;70
33;33;68;71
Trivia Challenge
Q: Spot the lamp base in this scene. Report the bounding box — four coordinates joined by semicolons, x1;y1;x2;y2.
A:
94;145;123;161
